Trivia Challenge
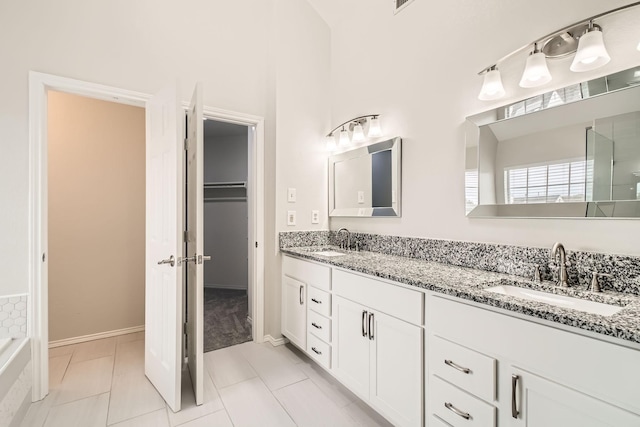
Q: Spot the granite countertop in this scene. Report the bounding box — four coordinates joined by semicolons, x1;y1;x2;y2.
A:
281;246;640;345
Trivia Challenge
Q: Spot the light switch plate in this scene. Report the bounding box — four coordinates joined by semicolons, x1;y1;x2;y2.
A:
287;188;297;203
357;191;365;204
287;210;296;226
311;210;319;224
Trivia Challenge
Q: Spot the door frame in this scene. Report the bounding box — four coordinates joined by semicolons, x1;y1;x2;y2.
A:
28;71;266;401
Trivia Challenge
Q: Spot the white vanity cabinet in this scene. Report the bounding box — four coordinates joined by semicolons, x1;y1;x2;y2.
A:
281;274;307;349
426;294;640;427
333;269;424;427
281;256;332;366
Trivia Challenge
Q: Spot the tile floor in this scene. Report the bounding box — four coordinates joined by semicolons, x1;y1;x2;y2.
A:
20;333;393;426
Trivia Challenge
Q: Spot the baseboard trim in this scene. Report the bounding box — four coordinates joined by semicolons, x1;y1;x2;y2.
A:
49;325;145;348
263;334;288;347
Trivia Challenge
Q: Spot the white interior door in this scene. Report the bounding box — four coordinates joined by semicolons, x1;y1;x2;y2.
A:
186;83;205;405
145;85;184;412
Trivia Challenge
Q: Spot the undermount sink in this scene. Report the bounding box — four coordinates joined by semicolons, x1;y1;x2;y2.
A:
486;285;624;317
312;250;347;257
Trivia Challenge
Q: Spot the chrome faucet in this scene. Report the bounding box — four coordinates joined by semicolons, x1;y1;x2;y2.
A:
550;242;570;287
336;228;351;251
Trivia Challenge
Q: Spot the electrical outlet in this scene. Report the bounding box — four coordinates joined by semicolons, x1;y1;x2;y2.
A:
357;191;365;204
287;210;296;226
287;188;297;203
311;210;319;224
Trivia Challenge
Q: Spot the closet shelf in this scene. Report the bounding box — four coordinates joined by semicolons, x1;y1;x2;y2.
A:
204;181;246;189
204;197;247;202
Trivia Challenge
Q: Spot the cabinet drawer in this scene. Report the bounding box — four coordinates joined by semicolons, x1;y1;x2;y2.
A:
430;335;496;402
308;286;331;317
431;376;495;427
308;310;331;343
430;415;453;427
307;333;331;369
283;256;331;291
333;269;423;325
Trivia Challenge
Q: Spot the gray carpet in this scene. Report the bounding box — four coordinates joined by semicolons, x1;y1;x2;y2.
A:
204;288;252;353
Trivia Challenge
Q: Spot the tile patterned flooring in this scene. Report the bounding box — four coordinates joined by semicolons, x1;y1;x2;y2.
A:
20;333;393;426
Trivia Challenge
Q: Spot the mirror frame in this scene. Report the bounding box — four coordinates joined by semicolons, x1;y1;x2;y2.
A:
329;137;402;217
466;66;640;219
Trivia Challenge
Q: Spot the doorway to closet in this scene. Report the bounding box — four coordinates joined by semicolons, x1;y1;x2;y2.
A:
200;119;252;352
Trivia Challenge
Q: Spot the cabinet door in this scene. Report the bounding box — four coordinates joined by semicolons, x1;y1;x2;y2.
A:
333;296;370;399
370;310;423;427
511;367;640;427
282;275;306;349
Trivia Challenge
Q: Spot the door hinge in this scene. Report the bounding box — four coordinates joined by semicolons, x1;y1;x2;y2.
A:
184;230;189;242
255;241;258;248
183;322;188;335
184;138;189;151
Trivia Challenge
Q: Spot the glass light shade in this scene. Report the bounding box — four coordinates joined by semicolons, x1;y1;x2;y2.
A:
519;52;552;88
352;123;365;142
368;116;382;137
325;135;337;151
478;69;506;100
339;128;350;146
570;29;610;72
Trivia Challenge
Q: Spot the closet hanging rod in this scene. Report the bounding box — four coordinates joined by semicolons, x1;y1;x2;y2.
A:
203;181;246;188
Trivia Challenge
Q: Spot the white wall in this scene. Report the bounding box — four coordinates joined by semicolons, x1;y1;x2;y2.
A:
0;0;332;338
48;91;145;342
327;0;640;256
273;0;331;335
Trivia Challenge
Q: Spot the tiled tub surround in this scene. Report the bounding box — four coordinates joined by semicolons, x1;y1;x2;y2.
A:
279;232;640;345
0;295;28;339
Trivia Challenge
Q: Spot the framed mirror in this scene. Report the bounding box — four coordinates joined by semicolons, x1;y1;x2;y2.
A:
466;66;640;218
329;137;401;217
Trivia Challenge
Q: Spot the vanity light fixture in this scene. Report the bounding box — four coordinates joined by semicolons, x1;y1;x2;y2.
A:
519;43;552;88
325;114;382;151
570;21;610;72
368;115;382;137
479;66;506;100
477;1;640;100
325;135;337;152
352;122;365;142
339;127;350;147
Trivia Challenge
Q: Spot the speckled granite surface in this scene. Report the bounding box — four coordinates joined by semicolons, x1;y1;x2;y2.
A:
280;244;640;345
280;230;640;295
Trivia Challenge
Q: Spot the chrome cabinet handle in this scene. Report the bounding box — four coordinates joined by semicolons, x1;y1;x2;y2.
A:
157;255;175;267
299;285;304;305
444;359;471;374
368;312;374;340
311;322;322;329
512;374;520;419
362;311;368;337
311;347;322;355
444;402;470;420
311;298;322;304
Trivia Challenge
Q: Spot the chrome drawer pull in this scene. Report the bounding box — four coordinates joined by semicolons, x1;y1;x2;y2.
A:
311;347;322;355
311;298;322;304
299;285;304;305
311;322;322;329
444;402;470;420
512;374;520;419
444;359;471;374
362;310;368;337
